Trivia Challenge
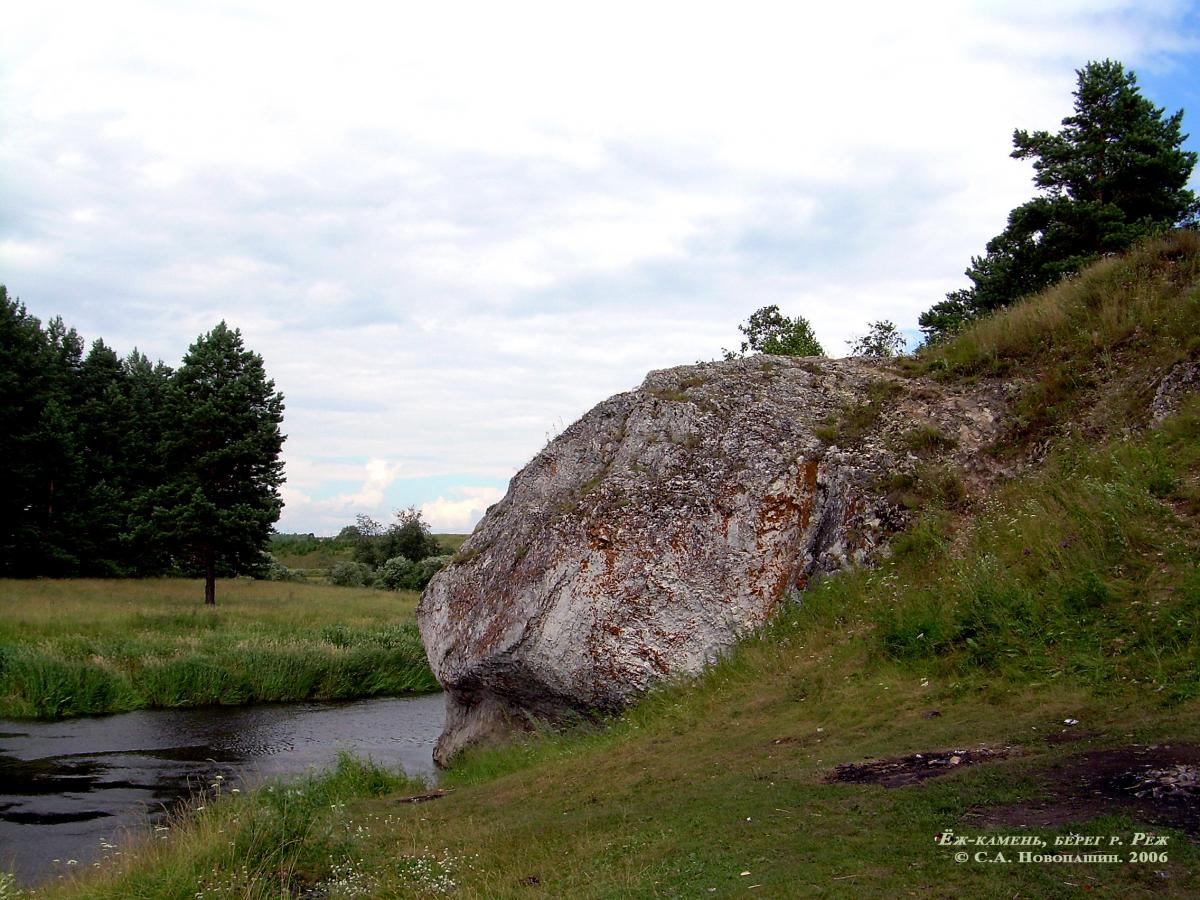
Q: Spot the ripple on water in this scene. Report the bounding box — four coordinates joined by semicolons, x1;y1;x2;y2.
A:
0;693;445;887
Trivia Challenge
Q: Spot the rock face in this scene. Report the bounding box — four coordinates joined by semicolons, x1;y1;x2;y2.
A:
1150;360;1200;425
418;356;1004;765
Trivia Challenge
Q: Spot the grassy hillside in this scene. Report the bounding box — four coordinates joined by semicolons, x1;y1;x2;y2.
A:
39;233;1200;898
0;579;437;719
911;229;1200;452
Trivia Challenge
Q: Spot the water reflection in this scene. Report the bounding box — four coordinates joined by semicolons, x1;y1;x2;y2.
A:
0;693;444;885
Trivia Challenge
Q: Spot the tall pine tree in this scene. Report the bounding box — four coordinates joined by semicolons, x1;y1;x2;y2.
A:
152;323;285;604
920;60;1198;342
0;288;53;574
121;350;176;574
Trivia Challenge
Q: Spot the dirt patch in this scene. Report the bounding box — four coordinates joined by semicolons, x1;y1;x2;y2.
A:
972;744;1200;836
826;746;1015;788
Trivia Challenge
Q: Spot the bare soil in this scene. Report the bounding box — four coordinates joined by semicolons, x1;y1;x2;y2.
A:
827;740;1200;837
825;746;1016;788
972;744;1200;837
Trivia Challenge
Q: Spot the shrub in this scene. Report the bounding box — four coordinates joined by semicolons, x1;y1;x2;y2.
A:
328;560;373;587
377;555;419;590
415;553;452;588
261;554;300;582
377;553;452;591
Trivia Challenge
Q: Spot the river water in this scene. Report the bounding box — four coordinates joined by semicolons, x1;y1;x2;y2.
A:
0;693;445;886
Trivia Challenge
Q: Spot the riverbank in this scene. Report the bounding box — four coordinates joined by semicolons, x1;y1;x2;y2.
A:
32;400;1200;898
0;693;444;887
0;579;437;719
25;238;1200;896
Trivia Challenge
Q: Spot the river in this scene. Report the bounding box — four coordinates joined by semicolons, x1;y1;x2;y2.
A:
0;693;445;886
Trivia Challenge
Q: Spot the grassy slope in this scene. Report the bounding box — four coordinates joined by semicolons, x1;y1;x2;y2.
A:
0;579;436;719
42;233;1200;898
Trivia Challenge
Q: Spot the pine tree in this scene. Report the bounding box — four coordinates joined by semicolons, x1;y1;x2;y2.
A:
75;339;130;574
0;287;49;574
120;350;176;574
920;60;1198;342
28;316;86;574
153;323;285;604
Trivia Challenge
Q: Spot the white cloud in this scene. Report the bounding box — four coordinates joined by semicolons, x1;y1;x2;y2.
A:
422;487;507;533
276;458;403;533
0;239;58;269
2;1;1197;533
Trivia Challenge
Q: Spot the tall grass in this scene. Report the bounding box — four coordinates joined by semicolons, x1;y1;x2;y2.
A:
919;230;1200;378
0;580;438;718
832;400;1198;695
911;230;1200;452
48;403;1200;898
40;753;421;899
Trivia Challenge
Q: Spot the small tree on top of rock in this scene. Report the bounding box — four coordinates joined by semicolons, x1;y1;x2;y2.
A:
847;320;906;358
724;305;824;359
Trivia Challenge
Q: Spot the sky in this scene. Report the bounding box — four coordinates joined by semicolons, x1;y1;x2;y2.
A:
2;1;1199;535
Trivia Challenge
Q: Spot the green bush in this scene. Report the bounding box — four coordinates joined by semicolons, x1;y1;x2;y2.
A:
261;554;300;582
377;555;419;590
328;560;373;587
415;553;452;587
377;553;452;590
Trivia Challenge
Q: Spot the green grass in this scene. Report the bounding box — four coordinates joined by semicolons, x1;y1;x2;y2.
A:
0;579;437;719
814;378;903;446
895;423;958;455
40;401;1200;898
433;533;470;553
910;229;1200;452
31;240;1200;897
41;753;423;899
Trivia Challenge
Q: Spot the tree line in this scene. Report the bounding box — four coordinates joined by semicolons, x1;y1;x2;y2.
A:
0;289;284;603
268;507;453;591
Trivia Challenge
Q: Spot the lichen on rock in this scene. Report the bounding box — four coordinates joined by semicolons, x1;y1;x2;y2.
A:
417;355;1003;766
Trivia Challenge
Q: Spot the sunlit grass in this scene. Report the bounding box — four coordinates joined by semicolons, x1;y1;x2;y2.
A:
39;401;1200;898
27;239;1200;897
0;579;437;718
919;230;1200;379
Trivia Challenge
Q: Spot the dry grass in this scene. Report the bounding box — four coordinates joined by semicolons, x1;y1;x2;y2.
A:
922;230;1200;380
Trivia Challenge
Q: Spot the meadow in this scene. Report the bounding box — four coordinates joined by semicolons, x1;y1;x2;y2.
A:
34;396;1200;898
22;235;1200;897
0;579;437;719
